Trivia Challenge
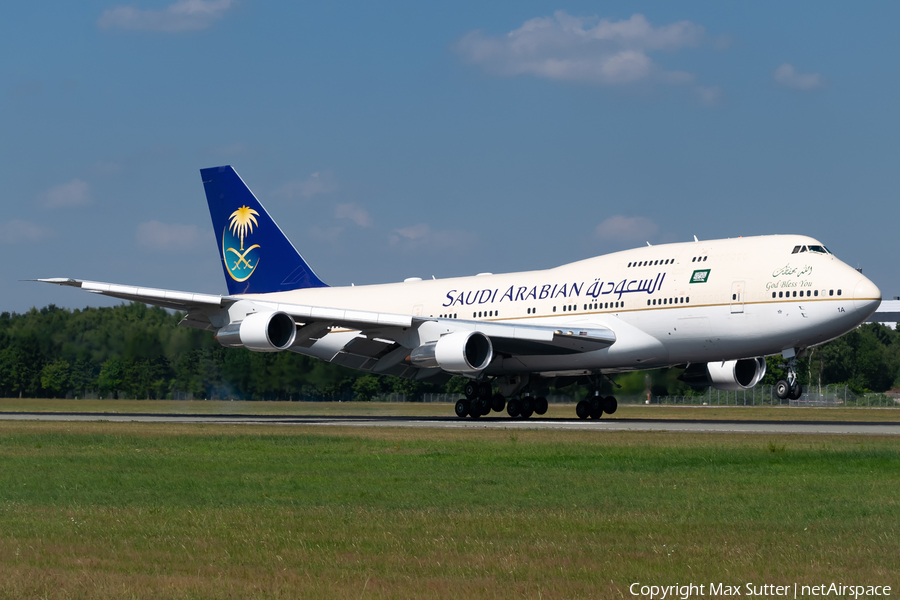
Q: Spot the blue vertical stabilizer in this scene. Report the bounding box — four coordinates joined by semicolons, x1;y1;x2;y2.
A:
201;165;328;295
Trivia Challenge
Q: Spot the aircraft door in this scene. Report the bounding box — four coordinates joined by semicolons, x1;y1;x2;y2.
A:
730;281;745;314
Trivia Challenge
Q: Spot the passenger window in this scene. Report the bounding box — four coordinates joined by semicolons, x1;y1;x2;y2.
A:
814;290;818;297
837;289;842;296
779;292;783;298
647;300;651;306
772;292;776;298
732;294;736;300
829;290;833;296
686;297;690;303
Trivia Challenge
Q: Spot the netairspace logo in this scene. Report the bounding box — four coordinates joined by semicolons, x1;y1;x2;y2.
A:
629;582;892;599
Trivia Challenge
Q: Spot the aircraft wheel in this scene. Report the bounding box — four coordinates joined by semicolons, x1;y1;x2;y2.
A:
464;381;478;400
469;407;481;419
478;382;492;399
603;396;618;415
775;380;790;400
519;397;534;419
481;397;493;416
576;400;590;419
589;397;604;419
454;399;470;418
789;382;803;400
507;398;521;418
491;393;506;413
534;396;548;415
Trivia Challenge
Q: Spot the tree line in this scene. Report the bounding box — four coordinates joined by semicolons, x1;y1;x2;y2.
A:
0;303;897;400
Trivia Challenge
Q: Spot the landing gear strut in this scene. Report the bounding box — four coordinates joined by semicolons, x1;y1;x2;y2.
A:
775;352;803;401
505;395;547;419
576;376;618;419
456;376;549;420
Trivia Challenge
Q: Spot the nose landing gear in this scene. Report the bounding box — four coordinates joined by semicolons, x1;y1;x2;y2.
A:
775;351;803;401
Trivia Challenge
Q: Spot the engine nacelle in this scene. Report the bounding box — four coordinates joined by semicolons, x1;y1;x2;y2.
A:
409;331;493;374
215;311;297;352
706;357;767;391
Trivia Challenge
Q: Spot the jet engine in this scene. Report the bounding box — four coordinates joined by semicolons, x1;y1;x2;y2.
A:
410;331;493;374
215;311;297;352
681;358;766;391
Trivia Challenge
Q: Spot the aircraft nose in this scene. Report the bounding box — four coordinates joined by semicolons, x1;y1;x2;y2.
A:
853;276;881;320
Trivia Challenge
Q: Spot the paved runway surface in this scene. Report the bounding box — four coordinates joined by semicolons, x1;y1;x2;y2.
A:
2;411;899;435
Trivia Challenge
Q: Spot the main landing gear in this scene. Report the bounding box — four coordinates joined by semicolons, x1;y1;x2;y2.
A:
575;390;618;420
775;351;803;401
454;380;548;419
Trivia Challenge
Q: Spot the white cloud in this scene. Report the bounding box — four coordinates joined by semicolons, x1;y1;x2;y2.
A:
595;215;659;242
388;223;476;252
773;63;825;91
0;220;52;244
390;223;430;243
274;172;337;200
335;203;372;227
42;179;90;209
98;0;233;33
136;220;206;252
456;12;706;87
695;85;723;107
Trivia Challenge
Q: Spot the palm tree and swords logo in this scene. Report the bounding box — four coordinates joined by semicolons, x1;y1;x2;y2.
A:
222;205;261;282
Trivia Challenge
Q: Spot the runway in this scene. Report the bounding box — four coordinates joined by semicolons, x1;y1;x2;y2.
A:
2;411;899;435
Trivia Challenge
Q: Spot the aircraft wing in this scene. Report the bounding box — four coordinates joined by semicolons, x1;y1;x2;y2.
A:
36;278;225;311
36;279;616;377
245;299;616;356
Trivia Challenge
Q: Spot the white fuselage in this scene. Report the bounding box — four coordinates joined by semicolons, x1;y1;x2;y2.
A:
236;235;881;376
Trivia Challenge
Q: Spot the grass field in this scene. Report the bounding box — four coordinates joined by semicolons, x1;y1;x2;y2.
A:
0;419;897;599
2;398;900;422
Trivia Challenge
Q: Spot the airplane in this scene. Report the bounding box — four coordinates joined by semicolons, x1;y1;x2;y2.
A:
38;165;882;419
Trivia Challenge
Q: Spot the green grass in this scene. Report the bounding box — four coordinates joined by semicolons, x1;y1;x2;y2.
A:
0;422;897;599
2;398;900;422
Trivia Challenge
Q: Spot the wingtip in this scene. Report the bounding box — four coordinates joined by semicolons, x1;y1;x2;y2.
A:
32;278;82;287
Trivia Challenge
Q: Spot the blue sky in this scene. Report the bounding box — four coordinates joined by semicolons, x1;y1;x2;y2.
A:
3;1;898;313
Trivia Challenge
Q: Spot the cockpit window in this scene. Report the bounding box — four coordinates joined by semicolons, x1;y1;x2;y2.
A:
807;245;828;254
799;246;807;252
791;245;801;254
